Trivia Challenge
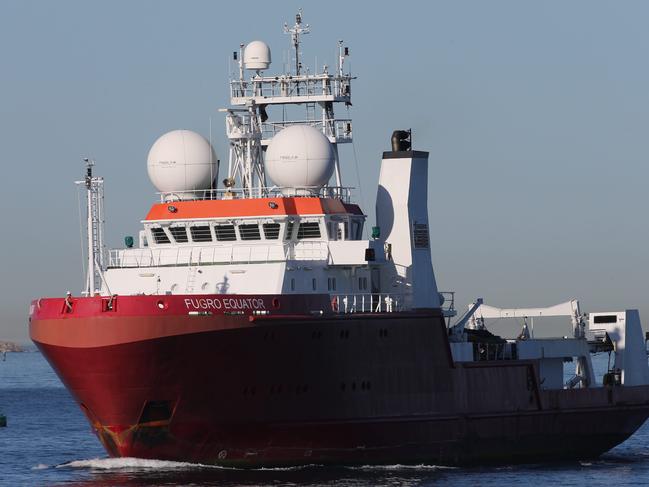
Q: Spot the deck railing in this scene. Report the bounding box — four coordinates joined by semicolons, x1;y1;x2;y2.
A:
158;186;354;203
331;293;409;314
107;242;330;269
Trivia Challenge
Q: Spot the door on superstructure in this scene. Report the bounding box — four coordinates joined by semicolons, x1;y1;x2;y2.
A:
371;268;381;294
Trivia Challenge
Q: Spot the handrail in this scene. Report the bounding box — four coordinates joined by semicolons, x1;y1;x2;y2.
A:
107;241;330;269
230;73;352;101
331;293;409;314
158;186;355;203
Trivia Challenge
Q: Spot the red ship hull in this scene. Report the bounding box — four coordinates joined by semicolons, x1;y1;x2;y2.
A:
30;294;649;466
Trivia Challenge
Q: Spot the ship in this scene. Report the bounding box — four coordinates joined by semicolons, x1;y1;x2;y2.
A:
30;11;649;467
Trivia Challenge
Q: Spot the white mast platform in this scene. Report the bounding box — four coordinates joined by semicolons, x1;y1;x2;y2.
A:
223;9;355;199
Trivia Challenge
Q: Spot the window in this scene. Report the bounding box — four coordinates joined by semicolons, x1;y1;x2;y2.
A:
263;223;280;240
169;226;188;243
327;222;337;240
594;315;618;324
358;277;368;290
327;277;337;291
312;278;317;291
290;278;296;291
151;228;170;244
297;222;321;239
285;221;295;240
190;226;212;242
215;224;236;241
239;224;261;240
351;220;363;240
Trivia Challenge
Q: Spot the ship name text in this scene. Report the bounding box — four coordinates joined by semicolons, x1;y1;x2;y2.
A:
184;297;266;311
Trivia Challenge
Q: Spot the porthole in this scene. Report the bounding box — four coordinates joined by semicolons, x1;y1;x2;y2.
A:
156;300;167;310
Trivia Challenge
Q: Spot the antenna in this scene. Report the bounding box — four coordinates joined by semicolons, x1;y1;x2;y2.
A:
283;8;310;77
75;157;106;296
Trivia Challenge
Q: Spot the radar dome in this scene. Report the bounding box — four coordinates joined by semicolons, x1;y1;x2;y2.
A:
243;41;271;70
147;130;218;199
265;125;335;192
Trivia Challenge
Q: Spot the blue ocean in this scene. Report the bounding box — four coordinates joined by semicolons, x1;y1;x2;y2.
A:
2;350;649;486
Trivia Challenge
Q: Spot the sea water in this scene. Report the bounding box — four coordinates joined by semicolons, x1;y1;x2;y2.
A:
1;351;649;486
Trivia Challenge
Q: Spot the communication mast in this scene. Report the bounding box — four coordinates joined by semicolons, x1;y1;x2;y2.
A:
75;158;106;296
284;8;310;78
223;9;355;199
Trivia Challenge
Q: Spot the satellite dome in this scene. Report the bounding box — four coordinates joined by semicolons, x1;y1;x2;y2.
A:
265;125;335;193
243;41;271;71
147;130;218;199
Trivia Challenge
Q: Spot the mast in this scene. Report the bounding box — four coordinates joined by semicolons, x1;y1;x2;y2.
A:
76;158;106;296
224;10;354;200
284;8;310;78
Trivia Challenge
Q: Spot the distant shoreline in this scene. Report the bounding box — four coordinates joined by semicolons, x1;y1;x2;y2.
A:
0;341;25;353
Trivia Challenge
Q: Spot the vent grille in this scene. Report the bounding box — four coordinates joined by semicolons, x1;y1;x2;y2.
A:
413;223;429;249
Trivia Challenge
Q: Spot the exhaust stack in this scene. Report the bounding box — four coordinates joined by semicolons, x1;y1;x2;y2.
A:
375;131;440;309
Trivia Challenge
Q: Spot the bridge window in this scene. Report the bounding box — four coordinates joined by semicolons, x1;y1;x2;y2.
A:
263;223;280;240
297;222;321;239
351;220;363;240
169;226;188;243
190;226;212;242
215;224;236;241
151;228;170;245
239;224;261;240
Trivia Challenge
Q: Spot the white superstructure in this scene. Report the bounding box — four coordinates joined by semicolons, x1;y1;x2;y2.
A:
78;10;436;314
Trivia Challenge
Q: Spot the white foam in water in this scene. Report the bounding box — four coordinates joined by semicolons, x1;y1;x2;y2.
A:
44;457;455;473
56;457;214;470
54;457;325;472
348;464;457;471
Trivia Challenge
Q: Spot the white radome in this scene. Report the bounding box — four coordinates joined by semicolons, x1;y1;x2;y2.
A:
265;125;335;192
243;41;271;71
147;130;218;198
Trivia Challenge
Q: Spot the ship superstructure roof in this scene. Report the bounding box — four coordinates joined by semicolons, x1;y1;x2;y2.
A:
144;197;363;222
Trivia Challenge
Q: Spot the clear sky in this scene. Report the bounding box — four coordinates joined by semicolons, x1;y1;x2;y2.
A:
1;0;648;342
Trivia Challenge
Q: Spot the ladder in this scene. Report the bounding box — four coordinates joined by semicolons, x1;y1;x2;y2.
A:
306;102;317;122
185;250;199;293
